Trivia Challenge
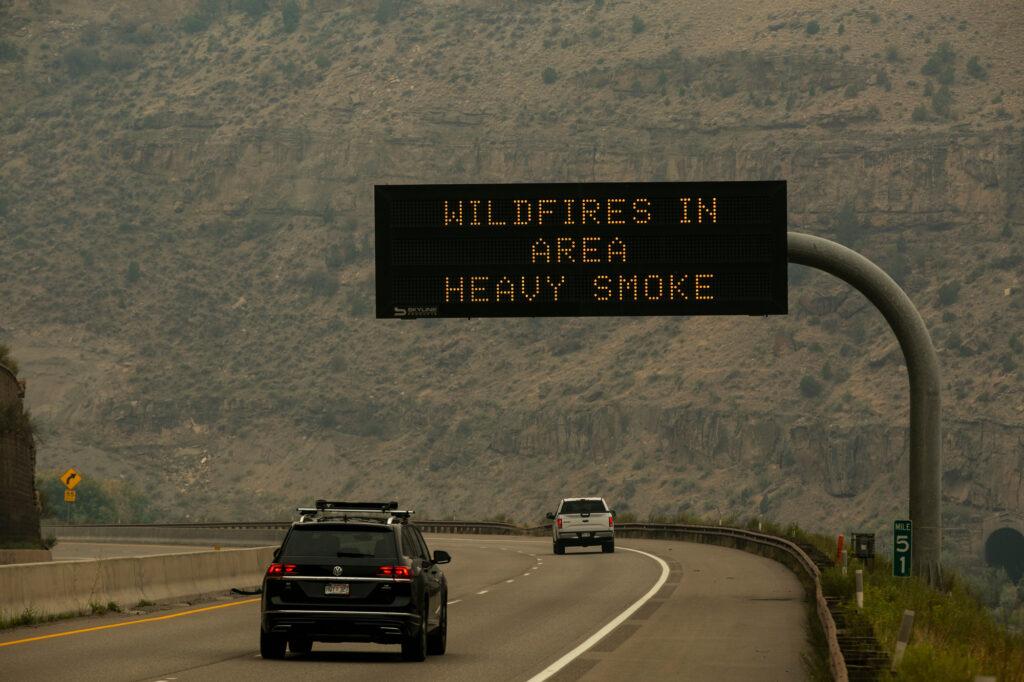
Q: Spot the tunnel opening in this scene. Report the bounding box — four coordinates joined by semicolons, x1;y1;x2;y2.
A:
984;527;1024;583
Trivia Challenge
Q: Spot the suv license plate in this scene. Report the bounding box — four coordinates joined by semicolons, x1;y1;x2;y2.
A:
325;583;350;596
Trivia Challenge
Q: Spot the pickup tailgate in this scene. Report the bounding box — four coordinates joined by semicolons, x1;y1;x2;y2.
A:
558;511;612;533
556;499;612;534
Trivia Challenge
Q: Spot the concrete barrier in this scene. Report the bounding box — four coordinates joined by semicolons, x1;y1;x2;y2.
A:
43;524;286;547
0;546;275;622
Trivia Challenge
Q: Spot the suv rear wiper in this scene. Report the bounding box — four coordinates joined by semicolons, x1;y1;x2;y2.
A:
336;551;373;558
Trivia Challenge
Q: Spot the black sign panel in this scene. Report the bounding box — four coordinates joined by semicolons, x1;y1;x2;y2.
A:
375;182;787;318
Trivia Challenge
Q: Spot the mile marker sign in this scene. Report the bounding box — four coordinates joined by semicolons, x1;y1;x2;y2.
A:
375;182;787;318
893;519;912;577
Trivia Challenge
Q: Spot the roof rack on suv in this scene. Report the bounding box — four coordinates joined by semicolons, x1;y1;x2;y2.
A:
295;500;415;524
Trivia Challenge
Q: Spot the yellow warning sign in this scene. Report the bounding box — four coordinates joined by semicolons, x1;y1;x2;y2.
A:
64;489;77;503
59;468;82;490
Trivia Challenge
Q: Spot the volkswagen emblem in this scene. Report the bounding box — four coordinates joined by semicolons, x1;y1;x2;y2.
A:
332;566;343;576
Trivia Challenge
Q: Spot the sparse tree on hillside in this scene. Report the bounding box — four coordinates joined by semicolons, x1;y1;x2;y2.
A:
967;56;988;81
833;200;862;247
282;0;301;33
375;0;400;23
237;0;269;20
932;84;953;118
125;261;141;285
937;281;961;306
0;39;20;61
922;41;956;85
62;46;102;79
800;375;823;398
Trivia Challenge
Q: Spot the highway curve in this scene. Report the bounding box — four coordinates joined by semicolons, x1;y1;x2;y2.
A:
0;535;809;681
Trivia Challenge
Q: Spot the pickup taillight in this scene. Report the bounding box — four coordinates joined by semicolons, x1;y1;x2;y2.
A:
556;517;563;529
608;515;614;527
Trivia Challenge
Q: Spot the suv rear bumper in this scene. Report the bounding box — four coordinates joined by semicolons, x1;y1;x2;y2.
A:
555;530;614;546
262;609;420;643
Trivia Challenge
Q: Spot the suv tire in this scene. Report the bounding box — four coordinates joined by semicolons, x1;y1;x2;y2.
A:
260;631;286;659
402;604;428;661
602;541;615;553
553;541;565;555
427;600;447;655
289;637;312;655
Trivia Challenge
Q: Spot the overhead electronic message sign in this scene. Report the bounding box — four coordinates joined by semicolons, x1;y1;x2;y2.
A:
375;181;787;319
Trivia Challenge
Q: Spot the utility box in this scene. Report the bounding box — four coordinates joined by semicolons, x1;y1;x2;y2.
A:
852;533;875;560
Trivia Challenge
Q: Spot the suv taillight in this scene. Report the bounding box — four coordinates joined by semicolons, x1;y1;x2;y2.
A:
377;565;412;579
267;563;296;576
609;515;614;527
556;517;563;529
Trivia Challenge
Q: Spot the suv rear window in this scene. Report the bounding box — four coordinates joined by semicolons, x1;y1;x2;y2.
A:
281;526;397;559
559;500;607;514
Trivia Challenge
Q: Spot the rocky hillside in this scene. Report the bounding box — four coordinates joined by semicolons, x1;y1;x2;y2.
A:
0;1;1022;558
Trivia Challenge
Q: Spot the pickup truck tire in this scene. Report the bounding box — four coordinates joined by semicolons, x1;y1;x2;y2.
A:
553;541;565;555
602;541;615;553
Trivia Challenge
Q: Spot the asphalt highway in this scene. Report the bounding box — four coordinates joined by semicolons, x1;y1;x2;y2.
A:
0;535;809;681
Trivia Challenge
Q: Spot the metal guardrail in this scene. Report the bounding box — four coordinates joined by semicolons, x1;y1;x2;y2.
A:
46;520;846;680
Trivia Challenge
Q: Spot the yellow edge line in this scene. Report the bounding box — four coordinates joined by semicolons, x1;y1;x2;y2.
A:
0;598;260;648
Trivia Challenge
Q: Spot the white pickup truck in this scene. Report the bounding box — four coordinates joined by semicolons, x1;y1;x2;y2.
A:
547;497;615;554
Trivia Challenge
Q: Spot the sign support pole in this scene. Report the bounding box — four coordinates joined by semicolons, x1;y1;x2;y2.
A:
788;232;942;585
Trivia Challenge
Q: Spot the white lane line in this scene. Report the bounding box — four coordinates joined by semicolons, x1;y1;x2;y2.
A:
525;546;671;682
477;590;489;595
506;579;515;584
447;599;462;605
522;573;530;577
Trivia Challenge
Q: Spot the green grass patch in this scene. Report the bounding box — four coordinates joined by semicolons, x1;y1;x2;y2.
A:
1;601;124;630
657;515;1024;679
89;601;121;616
824;558;1024;679
0;608;82;630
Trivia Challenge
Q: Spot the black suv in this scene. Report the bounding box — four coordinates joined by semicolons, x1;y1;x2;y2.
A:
260;500;451;661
